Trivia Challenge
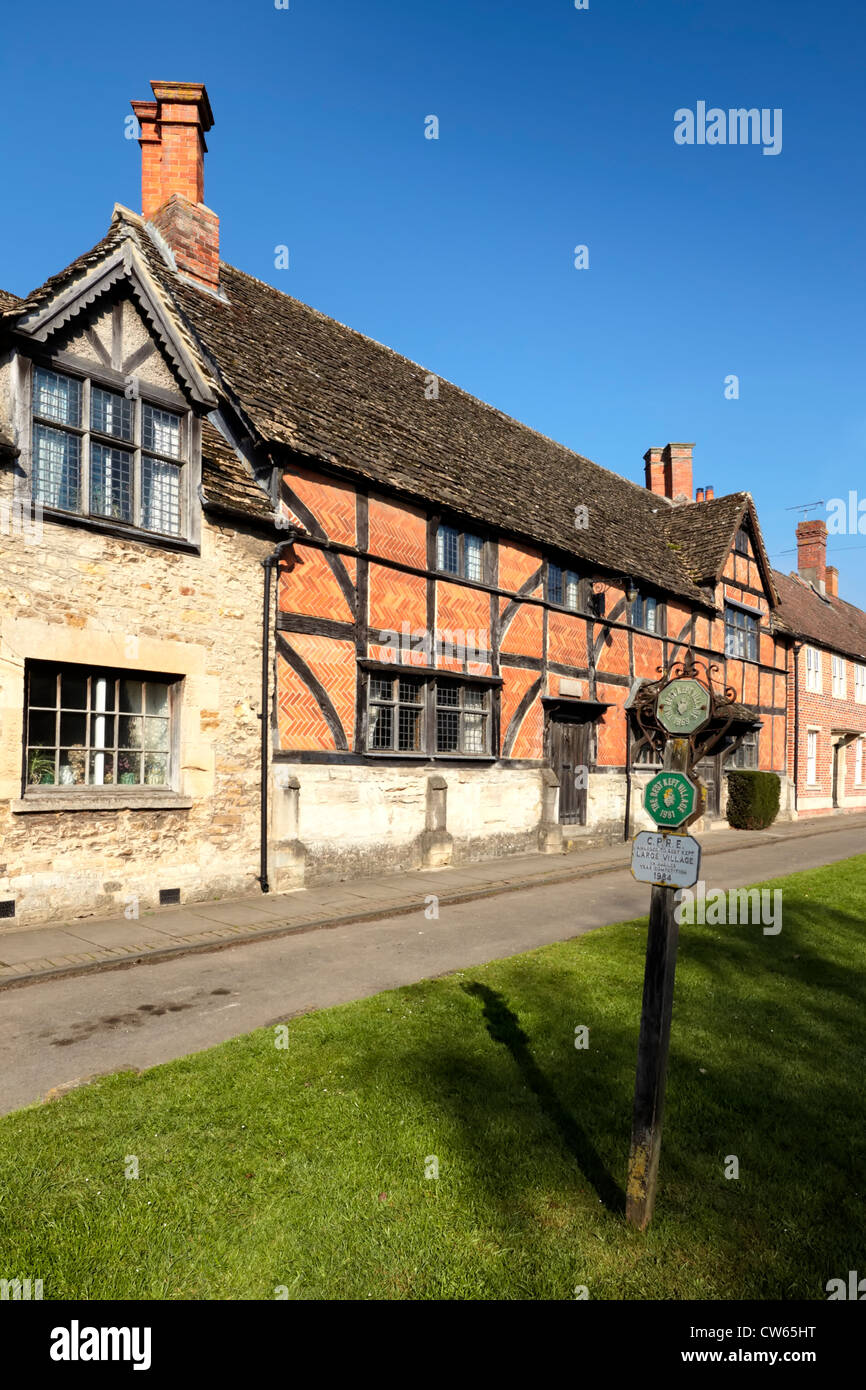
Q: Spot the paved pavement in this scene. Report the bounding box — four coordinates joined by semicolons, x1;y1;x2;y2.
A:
2;813;864;991
0;816;863;1115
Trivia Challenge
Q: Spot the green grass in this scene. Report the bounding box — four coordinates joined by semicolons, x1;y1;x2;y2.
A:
2;856;865;1300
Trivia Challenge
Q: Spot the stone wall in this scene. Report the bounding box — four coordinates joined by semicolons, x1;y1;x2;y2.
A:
0;479;272;927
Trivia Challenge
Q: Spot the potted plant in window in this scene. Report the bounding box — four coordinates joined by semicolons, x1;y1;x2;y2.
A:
118;753;138;785
27;751;56;785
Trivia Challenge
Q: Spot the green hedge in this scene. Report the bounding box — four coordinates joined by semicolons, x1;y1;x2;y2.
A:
726;769;781;830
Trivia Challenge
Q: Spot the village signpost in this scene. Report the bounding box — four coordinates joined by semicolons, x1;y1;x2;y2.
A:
642;771;697;829
631;830;701;889
625;652;737;1229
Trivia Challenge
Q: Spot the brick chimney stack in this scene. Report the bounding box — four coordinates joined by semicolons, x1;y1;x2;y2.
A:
643;446;665;496
796;518;827;590
826;564;839;597
131;81;219;292
643;443;694;505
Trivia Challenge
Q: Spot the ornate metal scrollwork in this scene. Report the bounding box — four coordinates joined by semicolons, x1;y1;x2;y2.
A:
633;648;737;771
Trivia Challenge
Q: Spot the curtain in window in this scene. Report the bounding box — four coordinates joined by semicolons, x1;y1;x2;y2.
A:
33;426;80;510
142;458;180;535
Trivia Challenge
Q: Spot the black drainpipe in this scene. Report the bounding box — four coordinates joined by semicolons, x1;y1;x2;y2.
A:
792;640;802;814
260;536;298;893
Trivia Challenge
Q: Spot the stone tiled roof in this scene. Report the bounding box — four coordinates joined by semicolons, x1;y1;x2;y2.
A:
0;210;789;612
168;258;715;604
771;569;866;662
0;288;22;312
665;493;749;582
201;420;275;521
664;492;778;601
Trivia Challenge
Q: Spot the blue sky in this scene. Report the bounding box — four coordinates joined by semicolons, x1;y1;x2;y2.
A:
2;0;864;603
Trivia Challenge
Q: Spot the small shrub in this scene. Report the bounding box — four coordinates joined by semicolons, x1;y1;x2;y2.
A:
726;770;781;830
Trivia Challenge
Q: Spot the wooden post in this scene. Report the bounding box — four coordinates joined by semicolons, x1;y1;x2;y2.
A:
625;736;690;1230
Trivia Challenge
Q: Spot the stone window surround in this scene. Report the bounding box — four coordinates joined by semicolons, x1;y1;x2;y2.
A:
22;658;181;801
12;349;203;553
2;617;217;814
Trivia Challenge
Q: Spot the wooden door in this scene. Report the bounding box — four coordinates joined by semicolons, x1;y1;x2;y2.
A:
551;718;590;826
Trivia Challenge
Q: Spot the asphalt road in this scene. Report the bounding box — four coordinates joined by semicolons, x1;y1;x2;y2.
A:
2;826;863;1115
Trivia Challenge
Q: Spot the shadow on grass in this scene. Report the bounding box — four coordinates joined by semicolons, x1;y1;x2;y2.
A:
461;981;626;1214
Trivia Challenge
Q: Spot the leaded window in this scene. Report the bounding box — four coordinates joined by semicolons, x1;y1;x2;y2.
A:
724;605;758;661
436;524;486;582
30;366;188;538
436;680;488;755
631;592;659;633
548;563;581;611
368;676;425;752
728;730;758;769
366;673;490;756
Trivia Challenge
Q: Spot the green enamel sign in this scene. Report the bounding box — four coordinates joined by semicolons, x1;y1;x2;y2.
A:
643;771;697;828
656;678;711;735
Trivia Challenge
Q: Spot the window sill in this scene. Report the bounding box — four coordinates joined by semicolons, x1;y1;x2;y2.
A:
38;506;199;554
12;791;193;814
363;752;496;762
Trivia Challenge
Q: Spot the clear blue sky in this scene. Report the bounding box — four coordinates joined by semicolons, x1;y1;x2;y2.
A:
2;0;864;604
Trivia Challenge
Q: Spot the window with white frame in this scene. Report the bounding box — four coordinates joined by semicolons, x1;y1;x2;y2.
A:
855;664;866;704
855;737;864;786
435;524;485;582
30;365;189;538
724;605;759;661
831;654;846;699
366;673;491;756
805;646;822;693
25;661;176;791
806;729;818;785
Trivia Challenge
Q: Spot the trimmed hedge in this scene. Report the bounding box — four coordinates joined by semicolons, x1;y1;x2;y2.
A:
726;769;781;830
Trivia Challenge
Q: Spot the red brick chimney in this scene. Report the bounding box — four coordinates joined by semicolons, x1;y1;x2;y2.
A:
796;519;827;589
826;564;838;597
131;81;219;292
643;447;665;495
643;442;694;504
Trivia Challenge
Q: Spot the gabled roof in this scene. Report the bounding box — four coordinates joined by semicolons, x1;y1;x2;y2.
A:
664;492;778;603
771;569;866;662
0;208;764;609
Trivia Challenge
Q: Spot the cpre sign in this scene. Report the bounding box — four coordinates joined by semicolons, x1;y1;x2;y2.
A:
643;770;697;828
631;831;702;888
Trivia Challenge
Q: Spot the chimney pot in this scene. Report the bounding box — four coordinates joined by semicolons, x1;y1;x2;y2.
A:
695;487;705;503
705;484;714;500
826;564;839;597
